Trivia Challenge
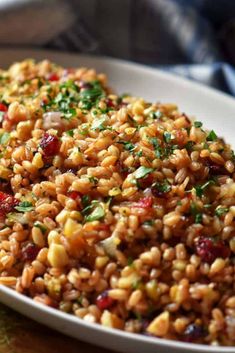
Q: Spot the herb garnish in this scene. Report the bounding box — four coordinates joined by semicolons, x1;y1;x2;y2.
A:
190;202;202;224
185;141;195;152
34;221;47;234
194;121;203;128
194;180;215;198
207;130;217;141
118;140;136;152
91;116;107;131
150;110;163;119
15;201;34;212
81;195;90;207
127;257;134;266
136;150;143;157
155;144;178;159
0;132;10;145
195;213;203;224
149;137;159;148
132;279;142;290
88;176;99;185
149;136;177;159
82;200;105;222
135;166;154;179
163;132;172;143
42;79;105;119
65;129;75;137
53;92;77;119
215;207;228;217
152;180;171;195
79;80;105;110
143;219;155;226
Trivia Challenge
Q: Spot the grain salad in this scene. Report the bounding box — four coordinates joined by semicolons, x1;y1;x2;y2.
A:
0;59;235;346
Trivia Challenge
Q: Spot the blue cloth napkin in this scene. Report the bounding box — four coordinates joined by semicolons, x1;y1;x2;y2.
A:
1;0;235;95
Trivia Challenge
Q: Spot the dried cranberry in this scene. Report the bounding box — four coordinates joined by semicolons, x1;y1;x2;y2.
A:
79;81;92;90
96;291;115;310
209;164;226;175
183;324;205;342
133;197;153;208
96;224;110;231
206;160;227;175
138;174;154;189
40;133;60;157
218;243;231;259
119;101;128;107
141;319;151;332
47;73;59;82
0;103;8;112
116;160;129;178
152;190;163;197
0;103;8;123
22;243;40;262
105;98;115;108
67;191;81;200
151;188;168;198
67;191;82;209
195;236;230;264
0;191;19;217
40;98;49;108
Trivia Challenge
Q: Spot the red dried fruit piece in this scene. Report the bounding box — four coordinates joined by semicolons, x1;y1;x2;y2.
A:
22;243;40;262
67;191;82;209
206;160;227;175
105;98;115;108
67;191;81;200
79;81;92;90
183;324;205;342
40;133;60;157
138;174;154;189
151;187;171;198
40;97;49;108
96;291;115;310
0;103;8;123
0;191;19;217
195;236;230;264
96;223;110;231
116;160;129;178
48;73;59;82
68;191;79;199
0;103;8;112
133;197;153;208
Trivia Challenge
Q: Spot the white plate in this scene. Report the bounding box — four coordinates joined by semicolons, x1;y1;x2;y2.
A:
0;49;235;353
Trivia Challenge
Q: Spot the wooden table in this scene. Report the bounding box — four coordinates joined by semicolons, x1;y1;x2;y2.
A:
0;303;113;353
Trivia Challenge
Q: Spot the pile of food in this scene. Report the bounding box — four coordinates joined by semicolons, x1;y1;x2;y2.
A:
0;59;235;346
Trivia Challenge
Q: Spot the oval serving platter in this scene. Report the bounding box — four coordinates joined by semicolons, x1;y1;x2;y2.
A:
0;49;235;353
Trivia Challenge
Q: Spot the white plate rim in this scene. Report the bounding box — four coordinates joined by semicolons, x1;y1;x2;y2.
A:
1;285;234;353
0;47;235;105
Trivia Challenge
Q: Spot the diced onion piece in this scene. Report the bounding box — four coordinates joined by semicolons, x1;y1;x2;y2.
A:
100;236;120;257
43;112;63;130
7;212;28;225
